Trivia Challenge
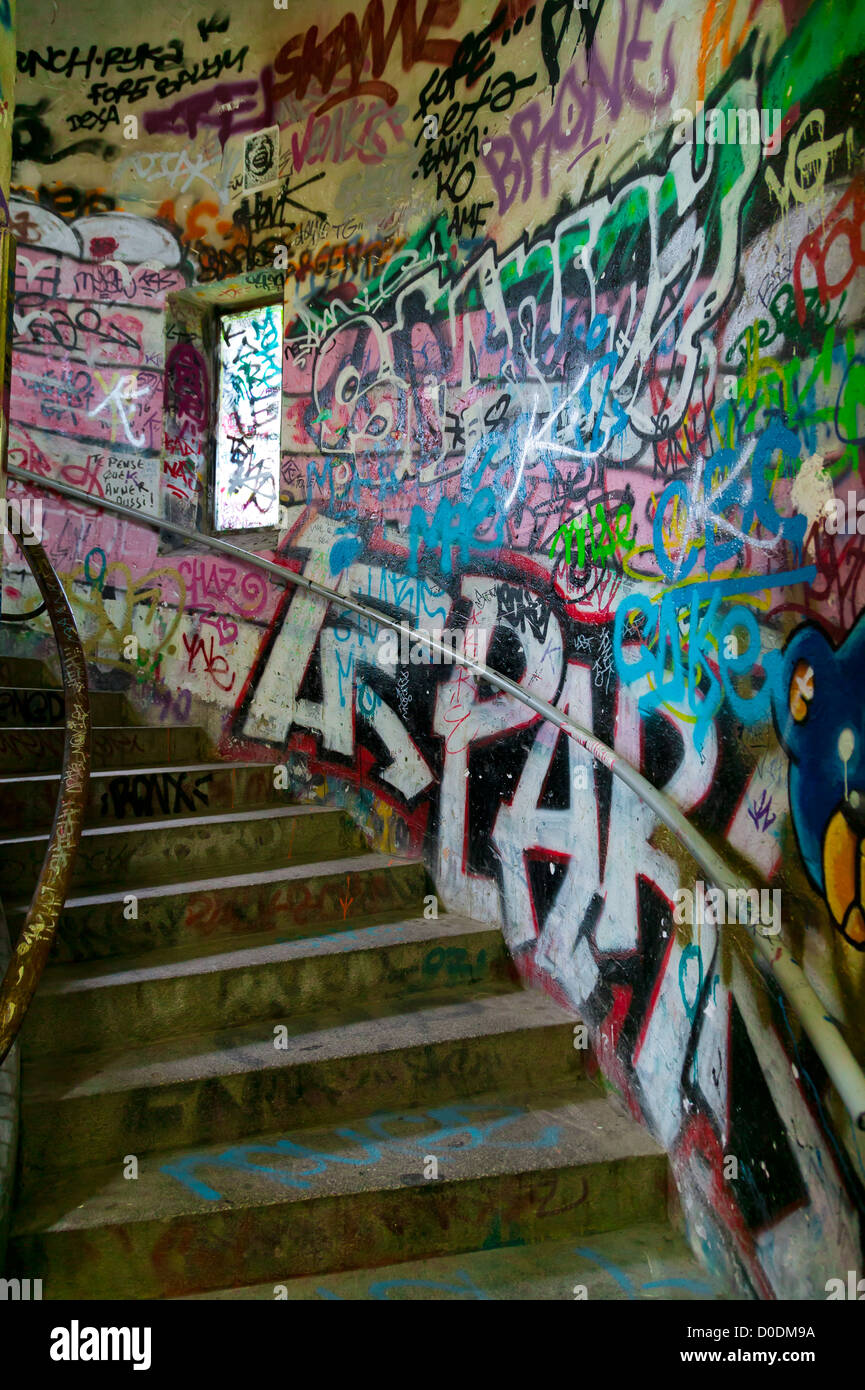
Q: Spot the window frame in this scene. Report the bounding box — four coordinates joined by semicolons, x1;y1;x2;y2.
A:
210;292;285;536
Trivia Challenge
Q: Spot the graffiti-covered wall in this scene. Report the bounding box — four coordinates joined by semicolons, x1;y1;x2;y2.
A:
4;0;865;1298
0;0;15;1274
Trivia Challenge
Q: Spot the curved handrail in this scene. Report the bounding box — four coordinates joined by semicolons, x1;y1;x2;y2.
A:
0;499;91;1065
0;897;19;1268
7;463;865;1129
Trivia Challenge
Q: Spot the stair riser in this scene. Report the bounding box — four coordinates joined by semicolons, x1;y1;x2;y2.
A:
0;810;366;895
180;1226;714;1301
0;764;292;834
0;726;207;774
0;688;132;727
9;1157;669;1299
21;861;430;963
0;657;57;688
19;1025;583;1174
23;930;511;1058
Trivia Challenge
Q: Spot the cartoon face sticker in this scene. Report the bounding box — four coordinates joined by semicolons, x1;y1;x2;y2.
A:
772;615;865;949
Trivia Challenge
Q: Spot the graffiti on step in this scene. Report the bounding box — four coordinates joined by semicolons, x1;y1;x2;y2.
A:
161;1101;564;1200
99;769;213;819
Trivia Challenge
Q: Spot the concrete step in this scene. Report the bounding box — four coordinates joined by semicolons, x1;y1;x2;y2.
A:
7;852;430;963
0;804;367;895
0;686;134;727
178;1222;726;1300
0;724;208;773
9;1084;669;1299
19;989;582;1177
21;913;513;1059
0;655;58;688
0;762;296;833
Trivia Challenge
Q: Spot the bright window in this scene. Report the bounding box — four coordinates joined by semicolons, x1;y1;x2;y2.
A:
214;301;283;529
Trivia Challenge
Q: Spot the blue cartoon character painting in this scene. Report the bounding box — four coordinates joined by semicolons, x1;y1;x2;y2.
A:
772;615;865;950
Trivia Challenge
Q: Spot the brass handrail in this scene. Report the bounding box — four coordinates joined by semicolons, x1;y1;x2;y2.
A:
0;501;91;1064
6;463;865;1130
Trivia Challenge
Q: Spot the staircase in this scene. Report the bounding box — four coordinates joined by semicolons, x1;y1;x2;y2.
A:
0;655;724;1301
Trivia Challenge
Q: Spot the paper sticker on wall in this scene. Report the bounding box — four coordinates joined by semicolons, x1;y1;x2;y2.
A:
242;126;280;193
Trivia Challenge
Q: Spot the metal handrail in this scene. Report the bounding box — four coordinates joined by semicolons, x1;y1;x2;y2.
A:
8;462;865;1129
0;500;91;1064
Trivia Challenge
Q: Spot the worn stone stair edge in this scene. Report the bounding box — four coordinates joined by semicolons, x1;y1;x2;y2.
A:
30;913;500;994
0;802;349;849
7;851;423;912
22;987;576;1098
12;1088;665;1234
175;1223;727;1301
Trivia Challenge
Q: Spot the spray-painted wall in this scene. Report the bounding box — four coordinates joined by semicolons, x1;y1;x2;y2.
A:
3;0;865;1297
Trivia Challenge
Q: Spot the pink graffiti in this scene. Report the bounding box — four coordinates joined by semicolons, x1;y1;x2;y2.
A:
176;555;273;619
290;97;406;171
166;343;209;429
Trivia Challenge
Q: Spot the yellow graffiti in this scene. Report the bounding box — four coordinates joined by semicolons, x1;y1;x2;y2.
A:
54;557;187;686
764;110;853;214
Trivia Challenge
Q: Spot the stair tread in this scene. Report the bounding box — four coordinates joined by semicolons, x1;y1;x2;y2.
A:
0;685;124;697
12;1083;662;1235
0;802;340;848
0;723;192;732
7;849;417;912
23;985;570;1099
0;658;57;686
178;1222;724;1300
0;665;705;1300
0;759;274;788
31;912;500;994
